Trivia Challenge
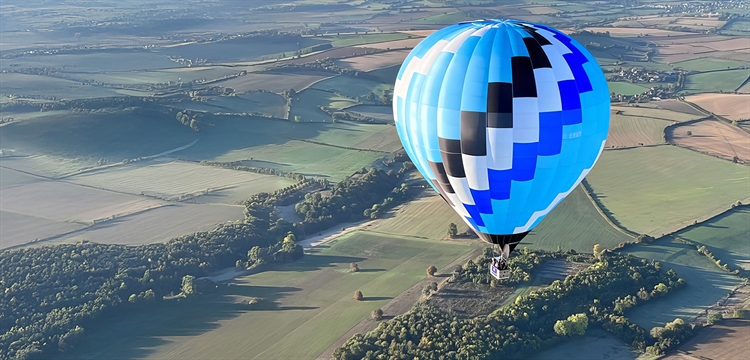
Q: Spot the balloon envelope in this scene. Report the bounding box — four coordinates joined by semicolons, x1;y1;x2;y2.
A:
393;19;610;247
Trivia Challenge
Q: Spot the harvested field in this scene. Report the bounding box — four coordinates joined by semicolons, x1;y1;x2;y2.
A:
605;115;670;148
0;155;99;179
611;106;705;121
704;37;750;51
400;30;436;37
674;17;727;29
47;203;244;246
536;259;588;282
426;282;514;318
348;126;402;152
524;6;560;14
337;50;410;71
586;146;750;236
686;93;750;121
67;160;294;203
657;44;715;56
0;210;84;249
667;119;750;163
215;70;333;93
371;194;469;239
655;99;706;116
664;320;750;360
0;167;43;189
583;27;691;37
281;47;381;64
353;38;421;50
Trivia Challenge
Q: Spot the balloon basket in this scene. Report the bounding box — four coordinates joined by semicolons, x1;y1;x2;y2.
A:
490;255;510;280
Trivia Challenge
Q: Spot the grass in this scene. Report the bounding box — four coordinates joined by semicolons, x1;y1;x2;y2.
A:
414;11;475;25
289;88;358;122
608;81;650;95
67;160;295;203
56;231;472;360
158;36;328;62
181;92;288;118
323;33;411;47
683;69;750;94
0;109;199;162
606;115;670;147
586;146;750;236
371;194;469;239
529;327;639;360
1;51;177;73
672;58;748;72
311;75;392;99
80;66;248;86
676;208;750;271
0;73;123;99
623;237;742;329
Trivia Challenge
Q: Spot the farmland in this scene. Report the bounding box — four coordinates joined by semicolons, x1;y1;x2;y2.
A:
337;50;410;71
214;70;333;93
683;70;750;94
663;320;750;360
685;93;750;121
667;119;750;163
586;146;750;236
610;106;704;122
677;208;750;271
311;75;392;99
608;82;649;96
605;114;670;147
672;57;748;71
55;231;472;360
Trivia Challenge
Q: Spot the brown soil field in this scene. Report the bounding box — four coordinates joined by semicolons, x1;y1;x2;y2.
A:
686;93;750;121
215;70;333;92
583;27;691;37
667;119;750;163
337;50;410;71
650;34;733;46
605;114;671;148
426;281;514;318
655;99;707;116
525;6;560;14
611;105;704;121
354;38;422;50
674;17;726;27
704;37;750;51
663;320;750;360
739;81;750;94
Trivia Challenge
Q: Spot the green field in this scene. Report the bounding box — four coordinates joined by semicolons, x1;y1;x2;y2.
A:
322;33;412;48
623;237;742;329
414;11;475;25
672;58;749;72
181;92;288;118
158;36;327;62
311;75;392;99
609;81;650;95
676;208;750;271
289;88;358;122
0;110;199;161
683;69;750;94
371;194;469;239
529;327;639;360
606;115;670;147
586;146;750;236
57;231;472;360
1;73;124;99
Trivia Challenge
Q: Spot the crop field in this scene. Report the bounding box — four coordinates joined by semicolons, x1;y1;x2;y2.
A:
347;104;394;122
322;33;412;48
414;11;475;25
608;81;649;95
623;237;742;329
0;51;178;73
157;36;327;63
215;70;333;93
46;203;245;246
524;6;561;15
311;75;392;99
337;50;410;71
667;119;750;163
0;155;100;179
605;115;669;148
677;208;750;271
57;231;472;360
583;27;691;37
0;210;84;249
80;66;245;86
67;160;294;203
289;89;357;122
586;146;750;236
685;93;750;121
683;70;750;93
611;106;704;122
0;73;123;99
524;185;634;253
0;110;199;162
371;194;468;239
0;167;43;189
663;320;750;360
654;99;706;116
182;92;288;118
672;57;748;71
353;38;422;50
674;17;727;30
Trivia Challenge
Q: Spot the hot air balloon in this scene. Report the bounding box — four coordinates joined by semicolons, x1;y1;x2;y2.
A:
393;19;610;279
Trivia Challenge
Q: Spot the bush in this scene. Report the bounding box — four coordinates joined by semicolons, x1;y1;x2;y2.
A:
350;262;359;272
733;309;750;319
707;312;723;324
353;290;363;301
427;265;437;277
371;308;383;320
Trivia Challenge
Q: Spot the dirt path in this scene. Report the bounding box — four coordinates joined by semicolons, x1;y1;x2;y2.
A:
297;219;380;249
315;247;483;360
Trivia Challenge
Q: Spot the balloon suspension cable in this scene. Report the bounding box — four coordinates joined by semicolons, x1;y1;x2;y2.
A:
485;232;529;281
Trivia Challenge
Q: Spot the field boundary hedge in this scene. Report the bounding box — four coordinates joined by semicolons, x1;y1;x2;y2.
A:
580;180;640;239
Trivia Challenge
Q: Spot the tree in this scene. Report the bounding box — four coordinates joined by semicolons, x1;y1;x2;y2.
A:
427;265;437;277
593;243;602;260
181;275;196;296
707;312;723;325
554;313;589;336
371;308;383;320
447;223;458;238
353;290;363;301
350;262;359;272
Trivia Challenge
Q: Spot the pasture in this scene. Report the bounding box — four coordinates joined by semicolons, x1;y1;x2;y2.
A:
289;89;357;122
67;160;294;203
0;155;99;179
529;328;638;360
667;119;750;163
323;33;412;48
0;51;177;73
337;50;410;71
677;208;750;271
605;114;670;147
663;320;750;360
371;194;468;240
0;73;123;100
586;146;750;236
683;70;750;94
608;81;649;95
157;36;327;63
346;104;394;122
214;70;333;93
311;75;392;99
672;57;748;71
623;237;741;329
0;110;199;162
181;92;288;118
56;231;472;360
46;203;245;246
685;93;750;121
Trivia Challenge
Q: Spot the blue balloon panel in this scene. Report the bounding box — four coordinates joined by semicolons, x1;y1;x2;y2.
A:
393;19;610;244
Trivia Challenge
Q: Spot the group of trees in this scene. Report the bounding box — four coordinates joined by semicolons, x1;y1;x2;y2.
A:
333;252;687;359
